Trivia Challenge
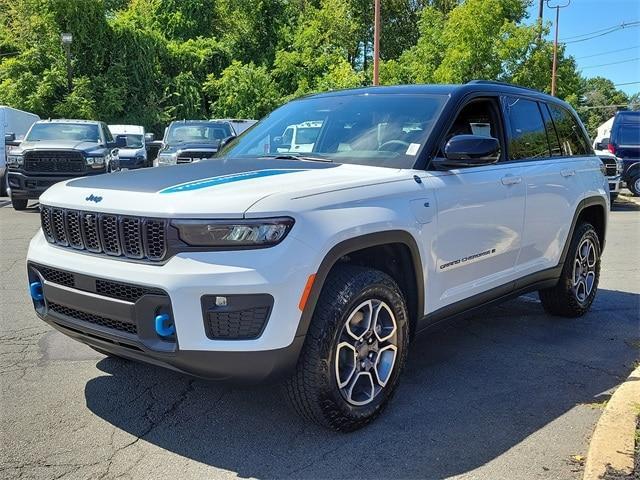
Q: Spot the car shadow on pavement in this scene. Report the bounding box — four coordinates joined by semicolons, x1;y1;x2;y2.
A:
84;289;639;479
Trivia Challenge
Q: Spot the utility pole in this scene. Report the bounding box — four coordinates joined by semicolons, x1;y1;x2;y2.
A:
60;33;73;92
537;0;544;42
547;0;570;96
373;0;380;86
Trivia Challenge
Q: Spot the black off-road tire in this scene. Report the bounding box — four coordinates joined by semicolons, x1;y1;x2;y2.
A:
11;197;28;210
628;174;640;197
538;222;601;317
285;264;409;432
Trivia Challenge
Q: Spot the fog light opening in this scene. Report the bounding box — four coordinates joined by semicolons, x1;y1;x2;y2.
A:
154;313;175;338
29;281;44;302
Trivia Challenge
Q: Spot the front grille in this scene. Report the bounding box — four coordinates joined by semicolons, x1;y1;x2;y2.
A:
177;151;216;163
24;150;85;173
205;307;270;340
40;206;168;262
95;279;164;303
599;157;618;177
36;265;75;288
48;302;137;334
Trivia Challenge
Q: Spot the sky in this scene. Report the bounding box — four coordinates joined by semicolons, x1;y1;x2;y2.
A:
526;0;640;96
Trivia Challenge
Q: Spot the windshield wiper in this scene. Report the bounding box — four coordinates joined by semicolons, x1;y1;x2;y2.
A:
263;154;332;163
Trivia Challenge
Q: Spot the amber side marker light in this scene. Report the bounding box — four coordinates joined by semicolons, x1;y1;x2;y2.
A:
299;274;316;311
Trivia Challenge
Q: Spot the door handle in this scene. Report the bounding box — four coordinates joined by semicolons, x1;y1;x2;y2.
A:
501;175;522;185
561;169;576;177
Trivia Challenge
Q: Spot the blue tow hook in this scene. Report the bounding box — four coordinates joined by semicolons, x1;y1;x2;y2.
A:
29;281;44;302
155;313;175;337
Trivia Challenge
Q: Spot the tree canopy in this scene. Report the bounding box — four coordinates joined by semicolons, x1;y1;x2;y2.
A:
0;0;634;136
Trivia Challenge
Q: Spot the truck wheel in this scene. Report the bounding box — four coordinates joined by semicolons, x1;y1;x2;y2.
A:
0;171;6;197
628;174;640;197
285;264;409;432
11;197;28;210
539;222;601;317
609;193;618;206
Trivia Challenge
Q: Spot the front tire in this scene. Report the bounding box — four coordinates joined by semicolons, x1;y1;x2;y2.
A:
11;197;28;210
538;222;601;317
285;265;409;432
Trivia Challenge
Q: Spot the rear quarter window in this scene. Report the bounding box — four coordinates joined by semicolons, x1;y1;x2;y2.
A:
618;125;640;145
547;104;590;156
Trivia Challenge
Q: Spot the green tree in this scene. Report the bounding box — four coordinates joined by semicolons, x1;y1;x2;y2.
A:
205;60;280;119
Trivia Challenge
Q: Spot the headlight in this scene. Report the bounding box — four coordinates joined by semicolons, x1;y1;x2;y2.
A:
86;156;105;167
172;218;294;247
7;155;24;167
157;153;176;166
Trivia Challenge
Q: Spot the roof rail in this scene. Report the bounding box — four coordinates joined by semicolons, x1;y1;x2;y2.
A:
467;80;543;94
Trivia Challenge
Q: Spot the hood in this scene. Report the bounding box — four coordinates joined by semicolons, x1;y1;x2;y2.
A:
162;142;220;154
40;157;403;218
117;147;146;158
15;140;105;154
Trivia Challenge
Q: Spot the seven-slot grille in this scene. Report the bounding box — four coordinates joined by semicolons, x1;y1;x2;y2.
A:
40;206;167;261
599;156;618;177
24;150;85;173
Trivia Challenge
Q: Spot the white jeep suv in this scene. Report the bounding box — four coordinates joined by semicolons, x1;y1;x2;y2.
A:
27;81;608;431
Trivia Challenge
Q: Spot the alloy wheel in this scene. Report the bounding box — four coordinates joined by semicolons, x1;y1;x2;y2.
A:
572;237;597;303
335;299;398;406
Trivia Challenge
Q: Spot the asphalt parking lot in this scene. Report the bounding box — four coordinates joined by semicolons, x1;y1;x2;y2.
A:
0;195;638;480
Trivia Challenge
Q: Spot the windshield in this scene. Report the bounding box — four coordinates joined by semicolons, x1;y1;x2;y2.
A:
26;123;101;143
166;123;233;144
220;93;448;168
116;134;144;148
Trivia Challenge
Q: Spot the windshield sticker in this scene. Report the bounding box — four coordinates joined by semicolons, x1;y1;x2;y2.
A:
406;143;421;156
158;169;308;194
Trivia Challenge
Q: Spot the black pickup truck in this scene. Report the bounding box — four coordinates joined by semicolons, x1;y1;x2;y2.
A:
6;119;124;210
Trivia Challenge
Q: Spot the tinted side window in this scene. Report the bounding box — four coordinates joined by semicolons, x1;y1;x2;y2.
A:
505;96;549;160
547;104;589;156
540;104;562;156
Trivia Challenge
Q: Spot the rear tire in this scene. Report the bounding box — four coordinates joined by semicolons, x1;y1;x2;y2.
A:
0;171;6;197
11;197;28;210
628;174;640;197
609;192;618;207
538;222;601;317
285;264;409;432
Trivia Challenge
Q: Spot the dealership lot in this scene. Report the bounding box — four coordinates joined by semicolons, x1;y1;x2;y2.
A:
0;197;638;480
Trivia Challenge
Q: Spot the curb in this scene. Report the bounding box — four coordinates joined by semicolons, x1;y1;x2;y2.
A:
583;365;640;480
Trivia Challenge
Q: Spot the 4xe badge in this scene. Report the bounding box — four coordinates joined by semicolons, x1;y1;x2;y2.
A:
85;194;103;203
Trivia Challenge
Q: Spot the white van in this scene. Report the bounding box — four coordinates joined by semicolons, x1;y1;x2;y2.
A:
108;124;148;170
1;106;40;195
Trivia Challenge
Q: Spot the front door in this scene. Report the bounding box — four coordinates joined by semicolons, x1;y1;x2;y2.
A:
424;97;526;314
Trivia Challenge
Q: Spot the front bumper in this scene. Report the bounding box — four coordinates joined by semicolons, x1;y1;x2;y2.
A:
608;176;621;194
113;156;147;170
8;170;104;199
27;231;317;381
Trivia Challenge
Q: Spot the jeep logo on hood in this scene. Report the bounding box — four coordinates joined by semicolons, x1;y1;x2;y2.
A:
85;194;103;203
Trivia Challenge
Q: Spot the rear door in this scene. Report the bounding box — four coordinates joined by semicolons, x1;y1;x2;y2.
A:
510;98;590;277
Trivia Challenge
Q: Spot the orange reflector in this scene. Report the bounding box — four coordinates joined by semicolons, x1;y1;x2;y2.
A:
299;274;316;311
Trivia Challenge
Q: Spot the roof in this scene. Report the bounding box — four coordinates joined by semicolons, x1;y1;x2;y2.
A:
306;80;566;107
109;124;145;135
36;118;101;125
170;119;231;125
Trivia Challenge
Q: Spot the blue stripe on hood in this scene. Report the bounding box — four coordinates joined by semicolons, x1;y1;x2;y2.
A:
158;169;308;194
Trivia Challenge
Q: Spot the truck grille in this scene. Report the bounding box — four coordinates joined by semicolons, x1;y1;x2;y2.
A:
24;150;85;173
599;156;618;177
176;150;217;163
40;206;168;262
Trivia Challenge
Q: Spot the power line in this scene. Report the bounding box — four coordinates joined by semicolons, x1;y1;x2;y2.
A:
564;21;640;44
581;57;640;69
576;46;640;60
580;104;640;110
614;81;640;87
561;20;639;40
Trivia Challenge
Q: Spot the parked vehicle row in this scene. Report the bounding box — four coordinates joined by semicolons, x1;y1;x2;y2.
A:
3;117;257;209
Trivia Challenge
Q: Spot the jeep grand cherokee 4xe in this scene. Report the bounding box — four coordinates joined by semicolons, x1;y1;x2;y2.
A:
27;81;608;431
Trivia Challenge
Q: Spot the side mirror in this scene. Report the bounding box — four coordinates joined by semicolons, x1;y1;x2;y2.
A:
219;135;236;148
5;133;16;142
144;133;155;142
435;135;500;168
115;135;128;148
